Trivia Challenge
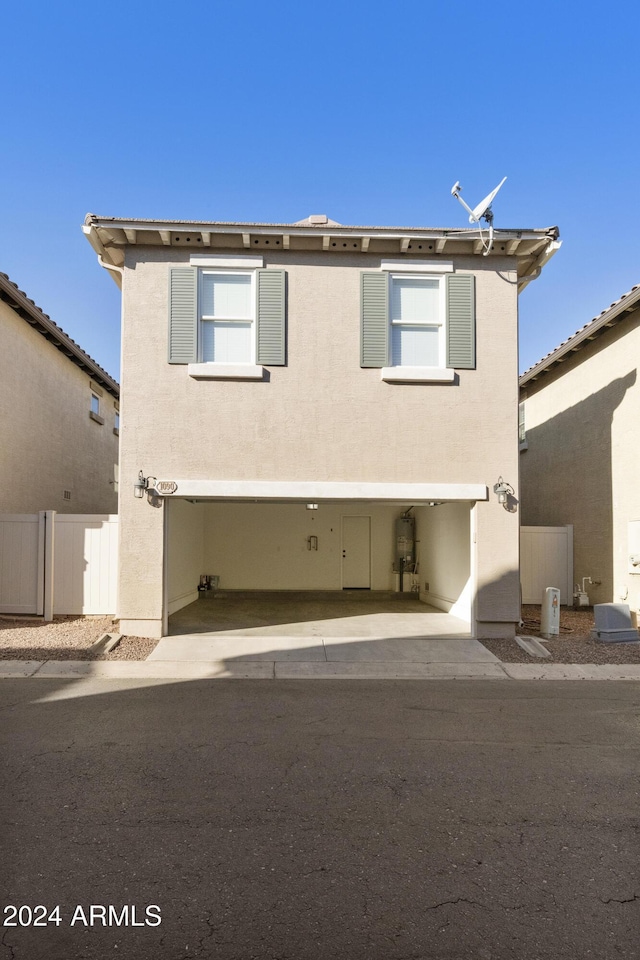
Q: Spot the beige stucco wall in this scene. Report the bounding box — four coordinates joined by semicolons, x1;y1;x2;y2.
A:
118;247;521;638
166;498;205;613
416;503;472;619
520;308;640;614
200;501;410;592
0;300;119;514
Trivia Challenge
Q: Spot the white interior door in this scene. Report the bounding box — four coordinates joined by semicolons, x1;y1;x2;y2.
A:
342;516;371;589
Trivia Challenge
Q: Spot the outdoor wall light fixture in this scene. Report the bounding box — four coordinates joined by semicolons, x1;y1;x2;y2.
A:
134;470;157;498
306;503;318;510
493;476;514;506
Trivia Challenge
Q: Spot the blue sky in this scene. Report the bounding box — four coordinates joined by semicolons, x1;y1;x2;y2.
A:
2;1;639;381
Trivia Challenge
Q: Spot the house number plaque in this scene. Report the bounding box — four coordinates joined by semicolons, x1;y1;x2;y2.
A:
155;481;178;495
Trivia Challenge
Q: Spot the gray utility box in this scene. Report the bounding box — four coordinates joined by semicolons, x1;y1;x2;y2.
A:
591;603;640;643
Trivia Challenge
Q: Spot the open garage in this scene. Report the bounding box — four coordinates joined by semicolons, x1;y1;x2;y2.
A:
164;493;475;642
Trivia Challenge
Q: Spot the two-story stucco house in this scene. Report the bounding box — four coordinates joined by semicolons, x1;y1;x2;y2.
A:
0;271;119;514
83;213;559;640
520;283;640;619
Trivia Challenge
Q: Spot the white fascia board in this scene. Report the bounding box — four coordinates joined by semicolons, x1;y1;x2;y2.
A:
154;480;488;501
82;224;106;257
380;260;453;273
190;255;264;268
88;216;557;243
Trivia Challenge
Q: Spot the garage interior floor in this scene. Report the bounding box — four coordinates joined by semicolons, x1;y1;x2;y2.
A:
147;591;498;670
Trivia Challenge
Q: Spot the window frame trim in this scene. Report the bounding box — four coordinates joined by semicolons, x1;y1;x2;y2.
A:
519;400;528;450
197;267;257;366
89;392;105;422
386;271;447;370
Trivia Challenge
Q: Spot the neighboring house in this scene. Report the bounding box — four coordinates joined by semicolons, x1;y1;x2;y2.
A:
520;283;640;615
83;213;559;640
0;272;119;514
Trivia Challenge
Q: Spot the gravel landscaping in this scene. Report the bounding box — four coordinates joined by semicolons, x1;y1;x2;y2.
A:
0;615;157;661
480;605;640;664
1;604;640;664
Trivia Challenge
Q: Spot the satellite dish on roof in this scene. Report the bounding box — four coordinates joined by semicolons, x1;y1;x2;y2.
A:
450;177;507;256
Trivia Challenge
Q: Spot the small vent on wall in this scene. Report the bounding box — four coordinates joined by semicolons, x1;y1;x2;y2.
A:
63;490;72;501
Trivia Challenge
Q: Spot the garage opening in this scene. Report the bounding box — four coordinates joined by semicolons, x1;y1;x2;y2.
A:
165;498;473;639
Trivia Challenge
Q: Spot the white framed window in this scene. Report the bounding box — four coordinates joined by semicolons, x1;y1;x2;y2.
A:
389;274;446;367
362;267;473;379
171;259;285;377
89;391;105;423
518;401;527;449
199;270;255;364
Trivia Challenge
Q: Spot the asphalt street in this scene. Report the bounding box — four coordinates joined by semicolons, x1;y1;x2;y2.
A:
1;678;639;960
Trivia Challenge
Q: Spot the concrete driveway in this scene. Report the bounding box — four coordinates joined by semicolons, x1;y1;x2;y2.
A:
149;591;499;677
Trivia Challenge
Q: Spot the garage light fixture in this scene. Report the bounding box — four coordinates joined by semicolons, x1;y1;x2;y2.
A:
306;503;318;510
493;476;514;506
134;470;157;499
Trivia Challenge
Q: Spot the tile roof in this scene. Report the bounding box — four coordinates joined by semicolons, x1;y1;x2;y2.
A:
520;283;640;386
0;272;119;397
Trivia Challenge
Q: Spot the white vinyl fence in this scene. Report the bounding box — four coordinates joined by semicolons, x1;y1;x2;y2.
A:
520;525;573;605
0;514;45;614
0;513;118;618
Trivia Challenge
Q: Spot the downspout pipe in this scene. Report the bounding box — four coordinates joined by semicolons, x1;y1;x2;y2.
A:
82;223;124;286
97;256;123;279
518;239;562;293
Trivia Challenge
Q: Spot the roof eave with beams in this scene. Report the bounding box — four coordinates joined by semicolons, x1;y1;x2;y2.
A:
83;216;560;293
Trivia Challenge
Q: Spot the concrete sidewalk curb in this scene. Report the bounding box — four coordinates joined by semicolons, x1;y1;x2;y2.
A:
1;660;640;680
274;661;506;679
501;663;640;680
0;661;45;677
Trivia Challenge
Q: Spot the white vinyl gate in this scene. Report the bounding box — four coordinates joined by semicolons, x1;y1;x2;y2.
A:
0;513;118;618
520;525;573;605
0;514;45;614
53;516;118;614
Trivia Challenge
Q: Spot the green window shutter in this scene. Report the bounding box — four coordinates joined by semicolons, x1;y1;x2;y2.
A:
256;269;286;365
446;273;476;369
361;272;388;367
168;267;197;363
